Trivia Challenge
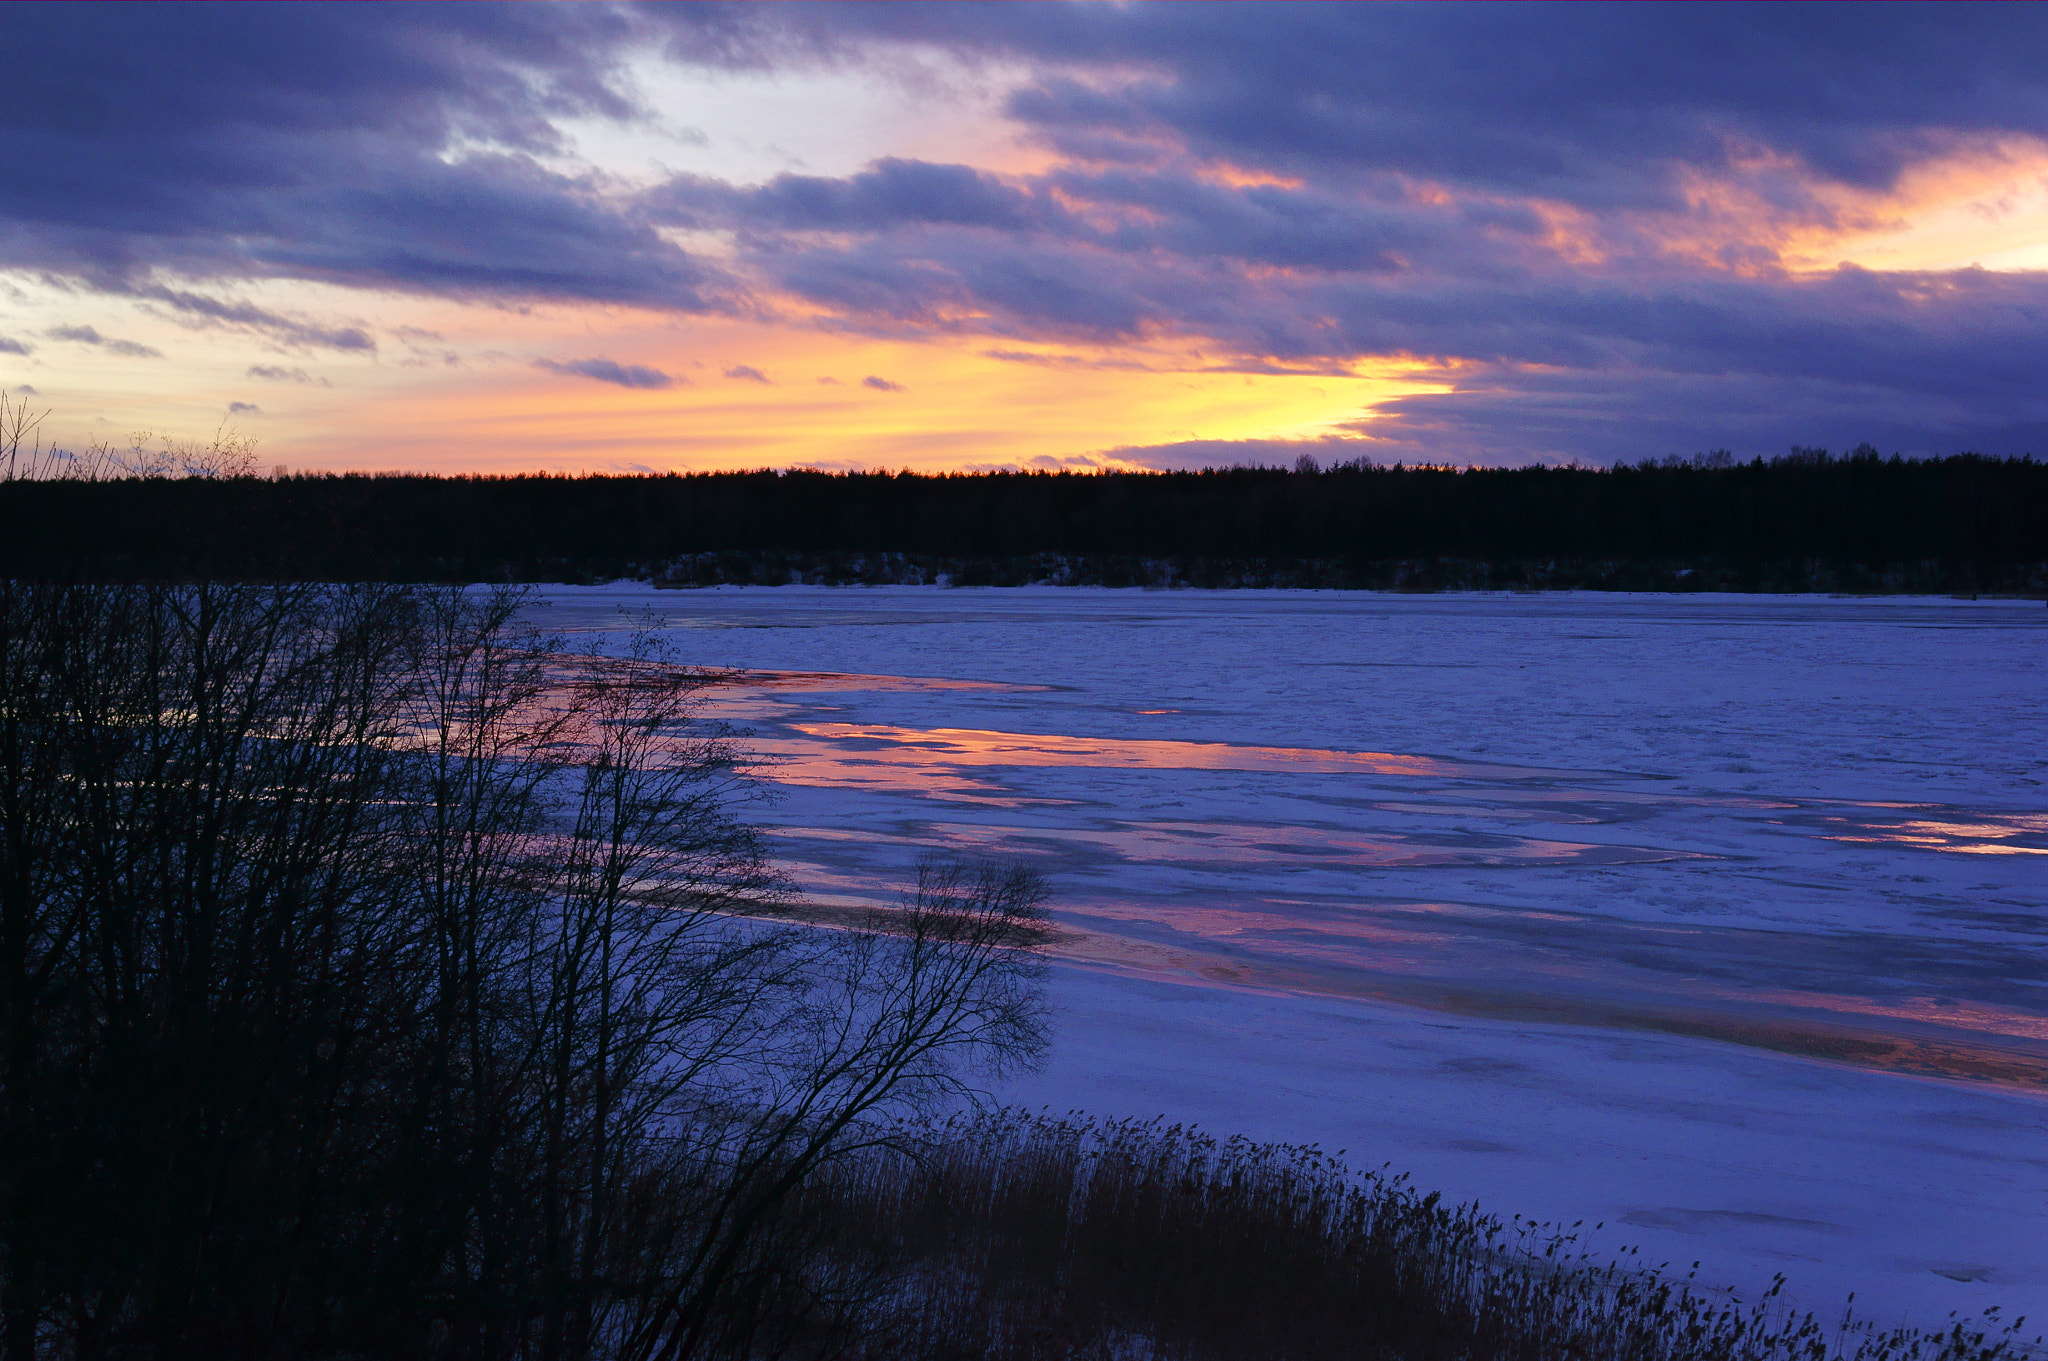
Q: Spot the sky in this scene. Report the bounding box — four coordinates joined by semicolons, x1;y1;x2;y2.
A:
7;2;2048;474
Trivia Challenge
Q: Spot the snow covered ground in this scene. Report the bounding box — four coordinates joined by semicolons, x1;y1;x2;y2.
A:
530;585;2048;1333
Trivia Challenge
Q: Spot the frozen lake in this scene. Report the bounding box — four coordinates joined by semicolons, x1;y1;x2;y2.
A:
532;585;2048;1332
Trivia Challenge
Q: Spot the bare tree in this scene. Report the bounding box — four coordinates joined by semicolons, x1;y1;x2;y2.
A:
0;394;260;484
0;583;1050;1361
605;855;1050;1361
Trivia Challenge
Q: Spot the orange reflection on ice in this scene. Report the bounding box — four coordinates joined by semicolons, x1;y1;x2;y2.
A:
747;742;1033;803
775;818;1695;870
783;722;1571;779
1819;813;2048;857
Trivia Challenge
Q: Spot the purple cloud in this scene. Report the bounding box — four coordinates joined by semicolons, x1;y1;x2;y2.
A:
48;325;162;359
654;157;1052;237
247;364;322;384
134;286;374;352
9;4;2048;461
534;357;678;390
0;5;725;311
862;375;904;392
723;364;770;383
668;4;2048;203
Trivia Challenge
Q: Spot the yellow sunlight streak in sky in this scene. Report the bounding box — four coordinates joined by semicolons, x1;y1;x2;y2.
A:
280;319;1451;474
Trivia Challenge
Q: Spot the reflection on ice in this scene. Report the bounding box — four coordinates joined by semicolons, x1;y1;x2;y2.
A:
783;721;1579;779
537;587;2048;1095
533;586;2048;1325
781;817;1700;872
1739;990;2048;1044
1816;812;2048;857
740;715;2045;1089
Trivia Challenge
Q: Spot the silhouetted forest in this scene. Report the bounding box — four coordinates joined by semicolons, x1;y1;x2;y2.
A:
4;447;2045;592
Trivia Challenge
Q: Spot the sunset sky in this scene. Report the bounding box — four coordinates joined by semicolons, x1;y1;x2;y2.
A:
7;2;2048;473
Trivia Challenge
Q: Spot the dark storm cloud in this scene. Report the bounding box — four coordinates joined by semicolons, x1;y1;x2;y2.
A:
11;2;2048;461
534;356;678;389
657;158;1052;234
1348;366;2048;466
666;2;2048;202
0;2;724;310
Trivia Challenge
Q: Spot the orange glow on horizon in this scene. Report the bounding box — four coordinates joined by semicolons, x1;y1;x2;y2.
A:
261;317;1453;475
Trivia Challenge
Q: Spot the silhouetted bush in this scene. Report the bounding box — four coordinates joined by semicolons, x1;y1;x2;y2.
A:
0;582;1048;1361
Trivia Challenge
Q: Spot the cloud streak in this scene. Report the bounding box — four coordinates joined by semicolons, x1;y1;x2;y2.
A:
247;365;325;385
534;356;678;390
47;325;163;359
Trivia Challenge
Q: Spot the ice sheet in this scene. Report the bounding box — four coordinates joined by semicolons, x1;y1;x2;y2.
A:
528;586;2048;1329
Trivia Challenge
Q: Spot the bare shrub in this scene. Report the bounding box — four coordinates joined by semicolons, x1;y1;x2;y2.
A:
0;583;1049;1361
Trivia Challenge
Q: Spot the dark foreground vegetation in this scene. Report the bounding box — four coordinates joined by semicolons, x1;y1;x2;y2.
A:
2;421;2044;592
0;581;2034;1360
781;1110;2035;1361
0;581;1048;1360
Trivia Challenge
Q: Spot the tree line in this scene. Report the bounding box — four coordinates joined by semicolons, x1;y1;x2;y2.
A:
2;443;2044;591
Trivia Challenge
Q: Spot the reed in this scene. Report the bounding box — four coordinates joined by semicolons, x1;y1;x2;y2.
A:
748;1109;2034;1361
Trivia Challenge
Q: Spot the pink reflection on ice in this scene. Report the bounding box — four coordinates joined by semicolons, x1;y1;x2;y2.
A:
1817;812;2048;857
748;746;1043;804
1073;898;1455;951
1737;989;2048;1043
784;722;1576;779
775;818;1700;870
